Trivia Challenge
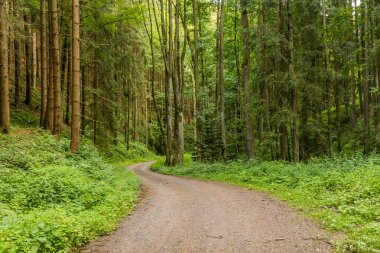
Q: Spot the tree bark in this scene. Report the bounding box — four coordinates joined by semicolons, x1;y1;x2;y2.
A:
219;0;227;160
81;65;86;136
71;0;80;153
363;0;370;154
49;0;62;138
241;0;254;159
0;0;10;133
287;0;299;162
40;0;48;126
24;15;32;106
193;0;202;161
14;31;20;107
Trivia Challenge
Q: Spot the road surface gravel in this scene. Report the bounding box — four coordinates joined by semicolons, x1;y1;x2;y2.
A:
80;162;332;253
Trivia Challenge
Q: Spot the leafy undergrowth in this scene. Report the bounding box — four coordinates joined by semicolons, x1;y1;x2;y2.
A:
98;141;157;167
0;129;141;252
153;155;380;252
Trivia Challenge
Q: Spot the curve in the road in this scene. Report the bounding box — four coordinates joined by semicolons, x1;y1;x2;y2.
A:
80;162;332;253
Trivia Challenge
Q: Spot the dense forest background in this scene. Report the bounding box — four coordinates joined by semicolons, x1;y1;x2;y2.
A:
1;0;380;164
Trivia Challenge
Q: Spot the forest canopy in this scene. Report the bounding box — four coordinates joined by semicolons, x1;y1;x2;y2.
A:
0;0;379;165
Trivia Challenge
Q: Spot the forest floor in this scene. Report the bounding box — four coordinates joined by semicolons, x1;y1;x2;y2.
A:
80;162;333;253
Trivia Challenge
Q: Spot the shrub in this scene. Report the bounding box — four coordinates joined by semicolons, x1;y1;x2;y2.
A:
0;130;140;252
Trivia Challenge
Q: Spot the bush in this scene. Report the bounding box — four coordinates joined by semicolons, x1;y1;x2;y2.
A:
0;130;140;252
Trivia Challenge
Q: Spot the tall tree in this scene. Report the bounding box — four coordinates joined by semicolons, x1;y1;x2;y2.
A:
49;0;62;138
219;0;227;160
24;14;32;106
71;0;80;153
0;0;9;133
193;0;202;161
241;0;254;159
287;0;299;162
40;0;47;126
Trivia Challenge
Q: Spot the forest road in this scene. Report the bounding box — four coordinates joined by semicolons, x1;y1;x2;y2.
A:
80;162;332;253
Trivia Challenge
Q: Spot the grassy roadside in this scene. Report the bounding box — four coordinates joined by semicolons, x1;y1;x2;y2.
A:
0;128;155;252
152;156;380;252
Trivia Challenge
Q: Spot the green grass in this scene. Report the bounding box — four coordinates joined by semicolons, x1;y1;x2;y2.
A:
0;129;143;252
153;155;380;252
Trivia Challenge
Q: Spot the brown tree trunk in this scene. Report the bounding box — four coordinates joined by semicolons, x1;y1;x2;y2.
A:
40;0;48;126
173;0;181;165
0;0;10;133
323;0;332;156
45;2;54;131
241;0;254;159
287;0;299;162
81;65;86;136
363;0;370;154
49;0;62;138
193;0;202;161
14;31;20;107
24;15;32;106
65;49;70;125
219;0;227;160
70;0;80;153
179;0;187;164
133;95;139;142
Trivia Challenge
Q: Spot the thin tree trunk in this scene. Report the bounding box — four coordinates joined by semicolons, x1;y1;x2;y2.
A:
45;2;54;130
133;95;138;142
173;0;181;165
0;0;10;133
71;0;81;153
81;65;86;136
241;0;254;159
219;0;227;160
363;0;370;154
33;29;37;89
193;0;202;161
179;0;187;164
287;0;299;162
49;0;62;138
65;49;70;125
40;0;47;126
14;32;20;107
93;63;97;144
323;0;332;156
24;15;32;106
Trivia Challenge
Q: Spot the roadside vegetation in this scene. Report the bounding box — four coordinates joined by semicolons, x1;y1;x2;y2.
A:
153;156;380;252
0;110;155;252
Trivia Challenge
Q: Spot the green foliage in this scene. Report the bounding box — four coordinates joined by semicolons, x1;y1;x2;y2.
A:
10;107;40;128
98;141;157;166
154;156;380;252
0;130;140;252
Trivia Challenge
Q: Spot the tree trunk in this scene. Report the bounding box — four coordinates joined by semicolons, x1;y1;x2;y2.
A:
40;0;47;126
14;32;20;107
49;0;62;138
24;15;32;106
363;0;370;154
323;0;332;156
0;0;10;133
219;0;227;160
71;0;80;153
241;0;254;159
179;0;187;164
287;0;299;162
193;0;202;161
81;65;86;136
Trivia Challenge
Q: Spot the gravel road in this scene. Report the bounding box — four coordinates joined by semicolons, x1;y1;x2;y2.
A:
80;162;332;253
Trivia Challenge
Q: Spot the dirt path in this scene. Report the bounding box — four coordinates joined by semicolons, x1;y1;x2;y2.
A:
81;162;332;253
